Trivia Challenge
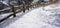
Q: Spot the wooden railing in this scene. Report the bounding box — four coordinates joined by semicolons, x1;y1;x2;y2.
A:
0;2;39;23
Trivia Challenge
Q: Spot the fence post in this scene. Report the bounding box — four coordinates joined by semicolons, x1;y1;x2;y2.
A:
23;4;25;13
12;5;16;17
28;4;29;10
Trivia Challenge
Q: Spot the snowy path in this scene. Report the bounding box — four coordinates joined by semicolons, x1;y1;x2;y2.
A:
0;2;60;28
4;7;54;28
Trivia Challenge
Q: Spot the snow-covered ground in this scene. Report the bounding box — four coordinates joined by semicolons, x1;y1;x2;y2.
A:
0;1;60;28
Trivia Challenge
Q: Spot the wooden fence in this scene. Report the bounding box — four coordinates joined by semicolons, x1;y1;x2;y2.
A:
0;0;58;23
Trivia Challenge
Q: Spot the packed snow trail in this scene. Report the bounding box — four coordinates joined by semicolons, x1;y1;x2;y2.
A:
4;7;56;28
2;4;60;28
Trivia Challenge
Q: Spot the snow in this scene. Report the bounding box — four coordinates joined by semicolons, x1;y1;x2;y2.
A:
0;2;60;28
32;0;39;3
0;13;11;20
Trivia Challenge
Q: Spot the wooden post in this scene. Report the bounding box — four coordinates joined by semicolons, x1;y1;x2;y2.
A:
28;4;30;10
12;6;16;17
23;4;25;13
27;2;31;10
27;5;29;11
